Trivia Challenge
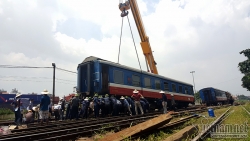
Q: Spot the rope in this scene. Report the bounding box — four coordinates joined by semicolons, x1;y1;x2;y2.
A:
117;17;124;63
126;15;142;70
127;15;143;94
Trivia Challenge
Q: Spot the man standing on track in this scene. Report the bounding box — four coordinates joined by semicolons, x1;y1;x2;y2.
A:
131;89;144;115
70;94;80;120
11;93;22;126
40;89;51;125
93;93;100;118
171;94;176;111
160;91;167;114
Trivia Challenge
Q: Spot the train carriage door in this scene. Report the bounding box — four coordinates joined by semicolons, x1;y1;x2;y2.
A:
77;63;90;97
101;65;109;95
204;89;212;104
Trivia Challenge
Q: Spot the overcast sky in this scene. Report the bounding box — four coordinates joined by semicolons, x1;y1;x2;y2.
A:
0;0;250;97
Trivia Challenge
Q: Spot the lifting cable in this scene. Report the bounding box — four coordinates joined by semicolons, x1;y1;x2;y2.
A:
126;15;142;71
127;15;143;93
117;17;124;64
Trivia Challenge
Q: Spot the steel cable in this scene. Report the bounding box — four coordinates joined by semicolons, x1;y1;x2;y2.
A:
118;17;124;63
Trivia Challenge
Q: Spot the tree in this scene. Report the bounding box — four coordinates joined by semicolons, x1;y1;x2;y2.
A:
238;49;250;91
11;88;19;94
194;92;201;101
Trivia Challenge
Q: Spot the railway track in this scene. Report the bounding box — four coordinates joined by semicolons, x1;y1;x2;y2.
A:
0;105;228;141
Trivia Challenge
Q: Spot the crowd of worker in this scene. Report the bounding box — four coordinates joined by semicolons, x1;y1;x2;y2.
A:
11;89;176;126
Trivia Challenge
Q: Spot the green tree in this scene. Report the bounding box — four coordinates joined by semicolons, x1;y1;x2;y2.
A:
194;92;200;101
238;49;250;91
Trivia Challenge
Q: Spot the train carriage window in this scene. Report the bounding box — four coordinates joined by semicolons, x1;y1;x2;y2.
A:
155;79;161;90
179;85;183;93
132;75;140;87
172;84;176;92
190;88;194;95
184;87;188;94
113;70;124;84
144;77;151;88
164;82;169;91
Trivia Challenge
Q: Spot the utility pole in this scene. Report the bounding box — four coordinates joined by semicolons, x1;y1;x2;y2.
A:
190;71;196;94
52;63;56;105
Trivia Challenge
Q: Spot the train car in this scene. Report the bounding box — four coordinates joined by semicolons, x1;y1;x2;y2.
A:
199;87;233;106
77;56;195;108
0;94;60;110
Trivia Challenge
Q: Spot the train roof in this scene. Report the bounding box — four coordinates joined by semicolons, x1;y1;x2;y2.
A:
79;56;193;86
199;87;228;93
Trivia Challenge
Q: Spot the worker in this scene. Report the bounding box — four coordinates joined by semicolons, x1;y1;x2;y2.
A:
60;98;65;120
120;96;132;116
110;96;118;116
140;99;146;114
70;94;80;120
171;94;176;111
11;93;22;126
88;97;94;117
40;89;51;125
125;96;135;115
103;94;111;117
81;97;89;119
54;103;61;120
131;89;144;115
141;97;150;113
160;91;167;114
99;95;105;117
25;110;34;126
48;99;53;119
93;93;100;118
65;100;71;120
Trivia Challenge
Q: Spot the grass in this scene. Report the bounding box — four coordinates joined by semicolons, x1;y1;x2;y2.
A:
203;104;250;141
131;107;230;141
92;106;242;141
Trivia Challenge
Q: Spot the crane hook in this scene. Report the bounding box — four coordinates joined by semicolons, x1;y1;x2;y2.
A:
119;1;130;17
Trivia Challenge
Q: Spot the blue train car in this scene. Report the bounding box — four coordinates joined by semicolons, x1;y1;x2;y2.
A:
199;87;229;106
77;56;195;108
0;94;43;110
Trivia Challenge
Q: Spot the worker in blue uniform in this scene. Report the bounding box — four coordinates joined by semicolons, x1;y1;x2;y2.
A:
93;93;100;118
116;99;122;116
98;95;105;117
140;100;146;114
103;94;111;117
81;97;89;119
111;96;119;116
126;96;135;115
70;94;80;120
141;97;150;113
120;96;132;116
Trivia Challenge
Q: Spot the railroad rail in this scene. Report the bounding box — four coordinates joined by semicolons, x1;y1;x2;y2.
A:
191;107;231;141
0;113;159;141
0;105;229;141
241;105;250;115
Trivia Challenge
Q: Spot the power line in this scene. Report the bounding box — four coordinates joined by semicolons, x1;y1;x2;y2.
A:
0;75;76;82
56;67;77;74
0;65;52;68
0;79;75;85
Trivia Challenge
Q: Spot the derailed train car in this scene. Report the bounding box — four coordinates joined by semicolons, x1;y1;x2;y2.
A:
199;87;234;106
77;56;195;109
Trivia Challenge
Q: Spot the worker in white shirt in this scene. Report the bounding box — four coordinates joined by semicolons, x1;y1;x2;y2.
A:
53;103;61;120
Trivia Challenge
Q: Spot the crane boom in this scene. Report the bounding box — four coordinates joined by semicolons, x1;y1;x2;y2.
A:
119;0;158;74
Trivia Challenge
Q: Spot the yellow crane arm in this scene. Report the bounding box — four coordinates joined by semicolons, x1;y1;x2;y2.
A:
129;0;158;74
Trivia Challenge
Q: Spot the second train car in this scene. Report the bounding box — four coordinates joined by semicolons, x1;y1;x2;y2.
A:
77;56;195;108
199;87;234;106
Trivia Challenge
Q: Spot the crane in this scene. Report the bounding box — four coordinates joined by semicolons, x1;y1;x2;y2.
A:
119;0;158;74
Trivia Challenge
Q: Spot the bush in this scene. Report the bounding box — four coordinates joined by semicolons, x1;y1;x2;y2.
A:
0;108;14;115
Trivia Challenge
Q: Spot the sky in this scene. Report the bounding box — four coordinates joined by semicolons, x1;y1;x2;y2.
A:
0;0;250;98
